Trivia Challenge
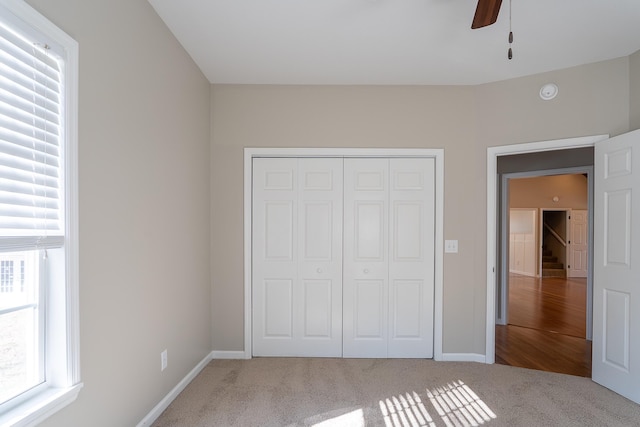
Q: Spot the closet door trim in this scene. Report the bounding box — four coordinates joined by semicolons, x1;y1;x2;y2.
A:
244;148;444;360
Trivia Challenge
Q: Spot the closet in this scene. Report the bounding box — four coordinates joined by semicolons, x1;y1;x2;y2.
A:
252;156;435;358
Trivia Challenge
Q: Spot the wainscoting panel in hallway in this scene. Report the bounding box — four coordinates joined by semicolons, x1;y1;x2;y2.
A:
496;274;591;377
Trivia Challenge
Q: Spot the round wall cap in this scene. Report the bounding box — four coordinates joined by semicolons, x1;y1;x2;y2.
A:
540;83;559;100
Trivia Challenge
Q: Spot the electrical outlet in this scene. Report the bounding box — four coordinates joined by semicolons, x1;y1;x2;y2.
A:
161;349;168;371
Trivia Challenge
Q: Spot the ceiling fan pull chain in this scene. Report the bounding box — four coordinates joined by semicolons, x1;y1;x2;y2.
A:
508;0;513;59
508;31;513;59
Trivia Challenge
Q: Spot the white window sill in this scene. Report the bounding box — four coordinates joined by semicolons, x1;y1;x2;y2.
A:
0;383;83;427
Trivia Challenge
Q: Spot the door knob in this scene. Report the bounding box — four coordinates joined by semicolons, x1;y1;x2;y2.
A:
364;269;369;274
317;268;322;273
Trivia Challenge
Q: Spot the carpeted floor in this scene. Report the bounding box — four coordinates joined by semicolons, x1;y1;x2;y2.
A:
151;358;640;426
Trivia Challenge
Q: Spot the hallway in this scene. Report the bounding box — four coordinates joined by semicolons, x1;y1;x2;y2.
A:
495;274;592;377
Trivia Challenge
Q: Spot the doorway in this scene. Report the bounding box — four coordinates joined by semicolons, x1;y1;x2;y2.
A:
485;135;606;368
496;173;591;376
488;131;640;403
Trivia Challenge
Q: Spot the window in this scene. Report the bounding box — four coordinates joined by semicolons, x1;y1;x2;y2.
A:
1;259;14;292
0;0;80;425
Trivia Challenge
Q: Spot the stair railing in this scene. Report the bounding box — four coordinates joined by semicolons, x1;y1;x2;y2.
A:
543;222;567;247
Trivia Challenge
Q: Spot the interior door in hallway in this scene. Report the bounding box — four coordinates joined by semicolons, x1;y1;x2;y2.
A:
593;129;640;404
252;158;343;357
343;158;435;358
568;209;588;278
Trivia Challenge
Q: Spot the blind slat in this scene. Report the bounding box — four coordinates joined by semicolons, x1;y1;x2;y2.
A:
0;236;64;251
0;193;59;209
0;209;60;220
0;180;61;197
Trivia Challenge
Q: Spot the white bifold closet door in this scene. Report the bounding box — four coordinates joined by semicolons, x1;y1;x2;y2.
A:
252;157;434;358
252;158;343;357
343;158;435;358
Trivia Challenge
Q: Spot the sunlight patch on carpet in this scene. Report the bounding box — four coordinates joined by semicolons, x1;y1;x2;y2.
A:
379;391;436;427
427;380;497;426
311;381;496;427
312;408;365;427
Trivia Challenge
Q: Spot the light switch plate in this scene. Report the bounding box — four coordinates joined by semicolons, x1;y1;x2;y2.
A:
445;240;458;253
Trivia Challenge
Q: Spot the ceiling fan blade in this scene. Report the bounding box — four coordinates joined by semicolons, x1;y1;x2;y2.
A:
471;0;503;29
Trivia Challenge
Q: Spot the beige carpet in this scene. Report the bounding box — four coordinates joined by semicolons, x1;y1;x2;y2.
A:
151;358;640;426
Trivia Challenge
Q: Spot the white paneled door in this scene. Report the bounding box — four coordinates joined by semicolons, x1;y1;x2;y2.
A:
343;158;435;358
568;209;588;278
253;157;435;358
593;129;640;404
252;158;343;357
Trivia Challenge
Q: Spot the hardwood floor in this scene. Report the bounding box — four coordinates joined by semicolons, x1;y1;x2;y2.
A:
495;274;592;377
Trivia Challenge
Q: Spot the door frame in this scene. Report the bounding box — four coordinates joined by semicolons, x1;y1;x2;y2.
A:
486;135;607;364
244;147;444;360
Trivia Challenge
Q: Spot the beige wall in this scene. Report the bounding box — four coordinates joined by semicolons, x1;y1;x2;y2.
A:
26;1;212;426
211;58;632;356
475;57;630;146
510;175;589;209
631;49;640;131
210;85;476;351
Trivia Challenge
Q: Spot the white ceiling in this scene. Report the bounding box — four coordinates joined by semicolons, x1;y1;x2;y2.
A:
148;0;640;86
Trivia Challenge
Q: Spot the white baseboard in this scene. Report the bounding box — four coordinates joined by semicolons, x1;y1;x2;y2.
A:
441;353;487;364
136;351;213;427
509;269;536;277
211;350;250;359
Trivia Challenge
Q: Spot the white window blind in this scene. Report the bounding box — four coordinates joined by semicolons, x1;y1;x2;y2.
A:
0;18;64;249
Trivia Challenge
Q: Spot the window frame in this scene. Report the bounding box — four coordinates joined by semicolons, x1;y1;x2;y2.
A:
0;0;81;425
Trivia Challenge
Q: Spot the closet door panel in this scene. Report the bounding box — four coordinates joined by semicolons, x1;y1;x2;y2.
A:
354;279;385;338
263;279;293;337
388;158;435;358
355;201;385;261
264;201;294;260
391;279;422;338
297;158;343;356
302;279;332;337
253;158;298;355
343;158;389;358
